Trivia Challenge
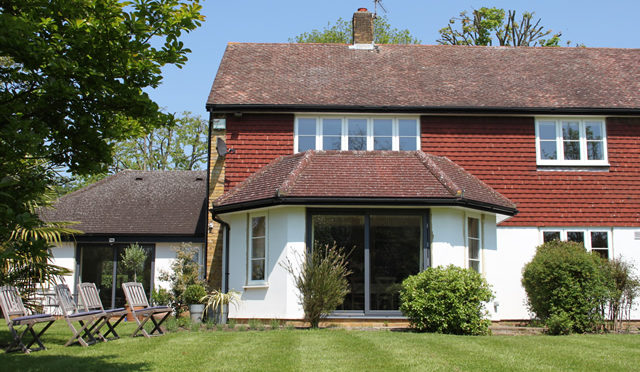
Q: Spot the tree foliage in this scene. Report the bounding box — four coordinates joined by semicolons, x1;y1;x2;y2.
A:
159;242;205;314
438;7;562;47
0;0;203;295
291;15;420;44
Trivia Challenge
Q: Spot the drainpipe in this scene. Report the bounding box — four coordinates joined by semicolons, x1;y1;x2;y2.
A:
212;214;230;294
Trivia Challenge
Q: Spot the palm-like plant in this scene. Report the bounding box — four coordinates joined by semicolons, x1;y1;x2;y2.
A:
201;289;241;323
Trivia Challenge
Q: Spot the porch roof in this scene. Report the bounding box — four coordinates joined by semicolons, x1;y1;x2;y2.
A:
213;151;518;215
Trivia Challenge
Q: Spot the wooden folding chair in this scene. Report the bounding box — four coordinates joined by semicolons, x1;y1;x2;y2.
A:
122;282;171;338
0;286;56;353
54;284;106;347
77;282;127;340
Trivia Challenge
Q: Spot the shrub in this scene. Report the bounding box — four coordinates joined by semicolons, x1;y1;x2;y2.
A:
399;265;494;335
522;240;609;333
183;284;207;305
282;242;352;328
601;256;640;331
158;243;205;314
151;287;172;306
546;312;573;335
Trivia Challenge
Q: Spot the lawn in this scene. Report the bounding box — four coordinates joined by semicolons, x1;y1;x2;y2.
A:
1;321;639;371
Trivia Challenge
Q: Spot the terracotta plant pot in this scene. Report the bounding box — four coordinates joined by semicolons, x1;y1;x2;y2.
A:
125;304;145;321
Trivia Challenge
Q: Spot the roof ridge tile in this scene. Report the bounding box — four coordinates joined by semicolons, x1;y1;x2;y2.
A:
278;151;315;197
414;151;462;197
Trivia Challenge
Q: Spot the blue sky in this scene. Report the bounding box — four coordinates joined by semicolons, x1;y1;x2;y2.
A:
148;0;640;119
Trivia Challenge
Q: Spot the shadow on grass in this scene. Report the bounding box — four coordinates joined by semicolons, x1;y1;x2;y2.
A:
0;353;150;371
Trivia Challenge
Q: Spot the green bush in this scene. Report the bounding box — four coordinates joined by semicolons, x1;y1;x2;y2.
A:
546;311;573;335
282;242;352;328
522;240;609;333
399;265;494;335
151;287;172;306
183;284;207;305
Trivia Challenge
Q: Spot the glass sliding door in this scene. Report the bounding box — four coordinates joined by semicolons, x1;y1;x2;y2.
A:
79;243;154;309
309;209;428;315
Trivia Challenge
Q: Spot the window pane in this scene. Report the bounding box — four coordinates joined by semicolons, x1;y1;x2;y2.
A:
567;231;584;244
543;231;561;242
349;137;366;151
348;119;367;136
399;137;417;151
563;141;580;160
374;137;392;150
540;141;557;160
468;218;479;238
323;119;342;136
585;122;603;140
469;260;480;272
538;122;556;140
562;122;580;140
587;142;603;160
469;239;479;259
251;259;265;281
591;231;608;249
252;216;265;237
323;136;341;150
298;119;316;135
592;249;608;260
373;119;392;136
298;136;315;152
398;120;417;136
252;238;265;259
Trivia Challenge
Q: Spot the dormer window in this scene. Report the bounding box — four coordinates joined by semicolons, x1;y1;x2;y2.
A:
294;116;420;153
535;118;608;166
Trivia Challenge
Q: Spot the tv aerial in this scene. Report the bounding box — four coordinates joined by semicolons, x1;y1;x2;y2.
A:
216;137;236;157
373;0;387;18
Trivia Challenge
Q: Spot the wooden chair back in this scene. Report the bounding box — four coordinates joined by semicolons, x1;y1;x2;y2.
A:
54;284;78;316
122;282;150;308
77;283;104;312
0;286;27;321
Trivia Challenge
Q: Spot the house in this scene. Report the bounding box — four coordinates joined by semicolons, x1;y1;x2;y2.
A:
204;9;640;321
43;170;207;311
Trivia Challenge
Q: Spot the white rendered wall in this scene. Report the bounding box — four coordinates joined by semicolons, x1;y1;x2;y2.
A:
51;241;76;289
154;242;204;291
430;208;466;268
224;206;306;320
611;228;640;319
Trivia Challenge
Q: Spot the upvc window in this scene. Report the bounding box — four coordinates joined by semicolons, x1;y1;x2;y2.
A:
535;118;607;166
541;228;610;259
249;215;267;282
467;216;481;272
294;116;420;153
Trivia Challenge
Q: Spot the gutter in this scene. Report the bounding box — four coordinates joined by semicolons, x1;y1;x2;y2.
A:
206;104;640;116
211;196;518;217
212;214;231;294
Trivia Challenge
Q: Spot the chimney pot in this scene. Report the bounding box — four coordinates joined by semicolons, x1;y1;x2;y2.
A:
352;8;374;46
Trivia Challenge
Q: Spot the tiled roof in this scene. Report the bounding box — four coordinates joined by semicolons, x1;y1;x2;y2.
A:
41;170;207;236
213;151;517;214
208;43;640;111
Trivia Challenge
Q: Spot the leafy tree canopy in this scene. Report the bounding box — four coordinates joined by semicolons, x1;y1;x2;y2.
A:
438;7;562;47
290;15;420;44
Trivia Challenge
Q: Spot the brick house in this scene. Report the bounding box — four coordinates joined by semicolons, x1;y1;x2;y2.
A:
205;9;640;320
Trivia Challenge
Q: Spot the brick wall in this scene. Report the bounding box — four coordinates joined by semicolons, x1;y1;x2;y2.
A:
421;116;640;226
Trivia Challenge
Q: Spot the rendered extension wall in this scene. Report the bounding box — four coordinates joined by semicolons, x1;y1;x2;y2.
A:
155;242;205;290
51;242;76;290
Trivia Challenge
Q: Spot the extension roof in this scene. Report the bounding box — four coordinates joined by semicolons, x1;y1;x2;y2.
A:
41;170;207;237
213;151;517;215
207;43;640;114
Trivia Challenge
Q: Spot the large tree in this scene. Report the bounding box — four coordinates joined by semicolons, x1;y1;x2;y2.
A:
291;15;420;44
438;7;562;47
0;0;203;290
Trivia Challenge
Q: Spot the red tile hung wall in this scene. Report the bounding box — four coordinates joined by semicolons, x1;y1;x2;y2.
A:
421;116;640;227
225;113;294;190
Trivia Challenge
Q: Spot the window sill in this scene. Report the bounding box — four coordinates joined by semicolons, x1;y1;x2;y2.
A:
537;164;610;172
243;283;269;290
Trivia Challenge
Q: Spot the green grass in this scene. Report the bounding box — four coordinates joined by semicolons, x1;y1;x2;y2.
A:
1;321;639;371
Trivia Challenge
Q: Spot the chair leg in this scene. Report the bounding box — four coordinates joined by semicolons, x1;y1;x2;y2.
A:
24;320;52;352
131;315;151;338
5;324;30;353
148;312;171;335
103;314;126;339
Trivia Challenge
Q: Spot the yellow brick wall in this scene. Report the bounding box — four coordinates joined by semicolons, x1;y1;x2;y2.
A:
207;129;226;290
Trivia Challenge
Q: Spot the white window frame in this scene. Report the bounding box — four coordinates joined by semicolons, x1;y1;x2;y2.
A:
294;115;420;153
248;213;268;285
465;214;482;273
535;117;608;166
540;228;611;259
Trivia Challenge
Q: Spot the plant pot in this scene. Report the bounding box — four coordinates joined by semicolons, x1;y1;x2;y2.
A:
125;304;145;321
189;304;205;323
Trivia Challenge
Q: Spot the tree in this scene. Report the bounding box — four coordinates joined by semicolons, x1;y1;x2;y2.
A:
438;7;562;47
0;1;203;290
291;15;420;44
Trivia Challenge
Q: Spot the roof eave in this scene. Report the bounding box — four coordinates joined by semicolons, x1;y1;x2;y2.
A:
211;196;518;216
206;104;640;116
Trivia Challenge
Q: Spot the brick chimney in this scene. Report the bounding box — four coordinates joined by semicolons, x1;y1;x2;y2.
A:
351;8;374;48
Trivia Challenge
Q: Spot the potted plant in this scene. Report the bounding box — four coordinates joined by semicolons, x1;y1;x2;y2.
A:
121;243;147;320
202;289;241;324
183;284;207;324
